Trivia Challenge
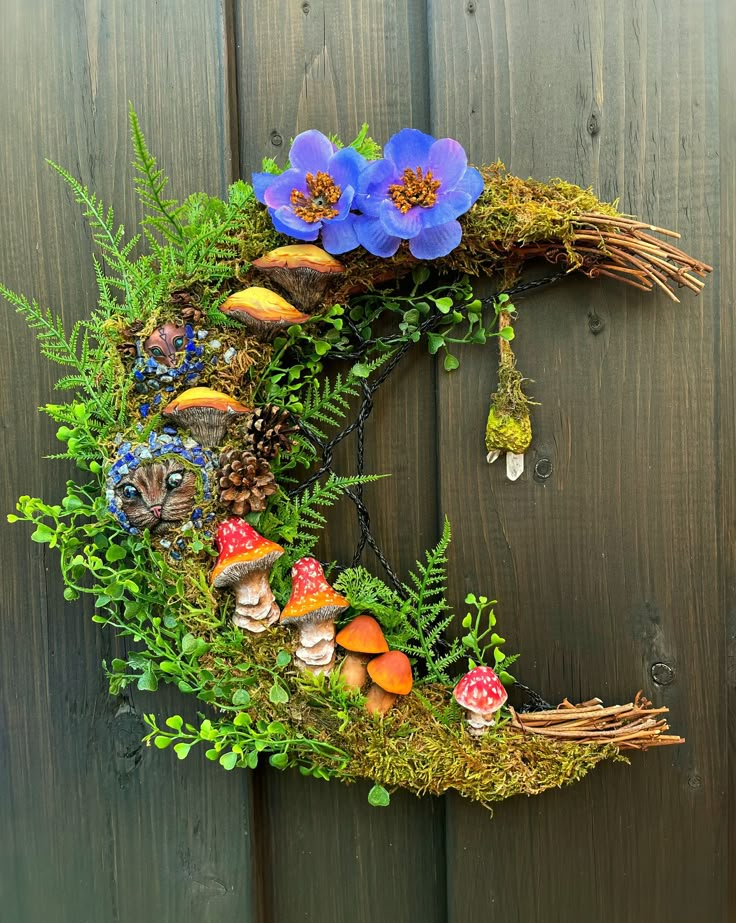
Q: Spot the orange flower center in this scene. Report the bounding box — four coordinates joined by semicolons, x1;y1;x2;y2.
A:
388;166;441;213
290;171;342;223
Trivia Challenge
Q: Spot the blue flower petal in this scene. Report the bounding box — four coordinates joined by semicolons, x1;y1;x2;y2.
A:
271;206;321;241
263;169;308;209
384;128;435;171
332;186;355;220
427;138;467;188
328;146;368;190
421;189;473;228
252;172;275;203
320;214;360;254
355;215;402;258
454;166;485;205
379;199;424;238
289;130;335;172
356;160;398;215
409;219;463;259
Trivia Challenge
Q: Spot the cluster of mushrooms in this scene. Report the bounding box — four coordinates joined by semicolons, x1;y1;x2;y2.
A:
159;244;344;444
210;517;509;730
210;517;413;716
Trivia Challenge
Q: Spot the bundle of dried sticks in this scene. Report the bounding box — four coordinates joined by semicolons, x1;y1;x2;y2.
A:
525;212;712;302
509;692;684;750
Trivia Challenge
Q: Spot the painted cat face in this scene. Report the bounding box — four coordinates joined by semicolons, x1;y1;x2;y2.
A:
114;457;197;535
143;322;187;368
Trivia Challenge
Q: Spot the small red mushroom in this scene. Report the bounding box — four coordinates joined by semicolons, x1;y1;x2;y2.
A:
453;666;508;735
365;651;413;715
210;518;284;633
335;614;389;691
280;557;349;674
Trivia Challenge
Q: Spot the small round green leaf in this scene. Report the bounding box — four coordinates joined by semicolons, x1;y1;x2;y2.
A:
367;784;391;807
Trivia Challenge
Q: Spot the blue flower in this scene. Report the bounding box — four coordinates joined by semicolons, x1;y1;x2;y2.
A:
252;130;366;254
354;129;484;260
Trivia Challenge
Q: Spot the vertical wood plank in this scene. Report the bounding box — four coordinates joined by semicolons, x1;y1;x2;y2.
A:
718;0;736;916
429;1;726;920
0;2;256;920
234;3;447;922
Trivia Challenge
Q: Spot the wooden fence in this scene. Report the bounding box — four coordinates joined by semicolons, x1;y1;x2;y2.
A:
1;1;733;920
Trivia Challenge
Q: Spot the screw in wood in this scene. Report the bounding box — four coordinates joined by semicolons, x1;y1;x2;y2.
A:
270;130;283;148
534;457;553;480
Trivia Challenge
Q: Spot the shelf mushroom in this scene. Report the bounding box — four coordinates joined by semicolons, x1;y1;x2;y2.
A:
220;286;311;341
163;387;249;447
210;518;284;633
252;244;345;313
365;651;413;715
280;557;349;674
335;614;389;691
453;665;508;735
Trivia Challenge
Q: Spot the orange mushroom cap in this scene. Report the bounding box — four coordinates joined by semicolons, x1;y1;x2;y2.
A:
163;387;250;415
253;244;345;274
367;651;413;696
335;614;389;655
280;556;349;625
210;518;284;586
221;287;311;324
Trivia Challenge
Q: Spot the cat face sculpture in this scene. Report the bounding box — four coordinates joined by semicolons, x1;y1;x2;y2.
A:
105;432;214;537
115;456;197;535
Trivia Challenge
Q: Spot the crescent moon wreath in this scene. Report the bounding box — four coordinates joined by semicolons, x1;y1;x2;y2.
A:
5;109;709;809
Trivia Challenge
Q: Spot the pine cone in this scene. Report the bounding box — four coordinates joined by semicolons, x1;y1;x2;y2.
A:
240;404;298;460
218;450;278;516
171;291;204;326
118;320;144;361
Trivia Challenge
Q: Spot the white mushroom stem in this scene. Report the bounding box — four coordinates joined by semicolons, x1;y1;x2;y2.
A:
294;619;336;674
339;654;369;691
465;708;499;736
231;570;280;633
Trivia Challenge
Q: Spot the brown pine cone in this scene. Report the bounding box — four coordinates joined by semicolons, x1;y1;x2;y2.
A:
241;404;298;460
117;320;145;361
218;450;278;515
170;291;204;326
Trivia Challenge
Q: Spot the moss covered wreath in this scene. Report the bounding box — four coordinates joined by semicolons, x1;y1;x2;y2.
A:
5;110;707;809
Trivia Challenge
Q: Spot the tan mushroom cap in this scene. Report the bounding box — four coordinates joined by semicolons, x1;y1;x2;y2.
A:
335;614;389;655
163;387;250;415
221;287;311;324
253;244;345;274
367;651;413;696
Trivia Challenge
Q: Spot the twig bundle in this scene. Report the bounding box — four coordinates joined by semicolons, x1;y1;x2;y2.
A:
510;692;684;750
544;212;712;302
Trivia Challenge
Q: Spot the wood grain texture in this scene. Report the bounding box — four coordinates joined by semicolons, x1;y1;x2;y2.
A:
430;1;726;920
0;2;254;921
234;3;447;922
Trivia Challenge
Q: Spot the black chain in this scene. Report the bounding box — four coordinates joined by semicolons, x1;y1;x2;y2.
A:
288;271;568;708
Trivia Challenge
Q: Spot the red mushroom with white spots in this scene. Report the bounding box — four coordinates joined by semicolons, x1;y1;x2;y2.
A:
210;518;284;633
280;557;349;674
453;665;508;735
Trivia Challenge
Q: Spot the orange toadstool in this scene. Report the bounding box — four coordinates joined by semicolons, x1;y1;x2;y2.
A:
252;244;345;312
335;614;389;691
365;650;413;715
280;557;349;674
220;286;311;341
163;387;249;446
211;518;284;633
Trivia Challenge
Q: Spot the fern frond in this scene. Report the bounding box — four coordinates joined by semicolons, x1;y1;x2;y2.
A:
47;160;133;304
129;104;185;246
